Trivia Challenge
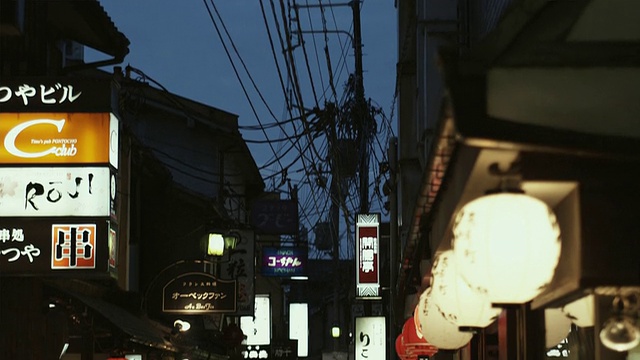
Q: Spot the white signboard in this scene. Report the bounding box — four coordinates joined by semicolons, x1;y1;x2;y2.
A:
355;317;386;360
0;167;111;217
289;303;308;357
241;295;271;345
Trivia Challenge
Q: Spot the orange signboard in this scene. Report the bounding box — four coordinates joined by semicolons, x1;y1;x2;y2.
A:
51;224;97;269
0;112;118;167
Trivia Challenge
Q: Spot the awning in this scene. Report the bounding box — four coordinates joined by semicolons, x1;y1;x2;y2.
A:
67;291;178;352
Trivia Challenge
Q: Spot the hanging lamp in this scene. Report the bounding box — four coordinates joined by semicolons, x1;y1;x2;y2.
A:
416;288;473;350
429;250;501;330
451;161;562;305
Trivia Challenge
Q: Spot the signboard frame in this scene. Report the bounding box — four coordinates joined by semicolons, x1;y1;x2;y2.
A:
162;272;237;314
355;213;381;298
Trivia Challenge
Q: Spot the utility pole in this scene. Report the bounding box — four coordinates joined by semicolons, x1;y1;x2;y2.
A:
351;0;370;215
293;0;372;353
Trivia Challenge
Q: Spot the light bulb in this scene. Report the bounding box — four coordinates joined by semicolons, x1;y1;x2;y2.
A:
599;315;640;352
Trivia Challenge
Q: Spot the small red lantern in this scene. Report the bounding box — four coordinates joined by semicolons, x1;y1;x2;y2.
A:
401;317;438;358
395;334;408;360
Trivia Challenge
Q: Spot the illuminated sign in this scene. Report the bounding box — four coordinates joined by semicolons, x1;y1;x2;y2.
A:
162;272;237;314
51;224;97;269
107;223;118;279
0;218;110;275
0;78;114;112
356;214;380;297
261;246;306;277
0;167;112;217
288;303;308;357
241;295;271;345
0;112;118;168
355;317;386;360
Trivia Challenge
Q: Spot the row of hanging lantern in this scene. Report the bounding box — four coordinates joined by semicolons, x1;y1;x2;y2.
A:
403;160;639;354
412;161;565;350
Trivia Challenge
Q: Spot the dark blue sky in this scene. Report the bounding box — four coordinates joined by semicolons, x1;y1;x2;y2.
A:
92;1;398;258
94;0;397;135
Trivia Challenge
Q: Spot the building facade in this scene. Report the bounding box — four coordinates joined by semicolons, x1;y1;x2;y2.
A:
1;1;265;359
394;1;640;359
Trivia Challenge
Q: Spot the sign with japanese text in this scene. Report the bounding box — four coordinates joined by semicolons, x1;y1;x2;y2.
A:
356;214;380;297
0;112;118;168
0;78;115;112
250;199;298;235
261;246;307;277
0;167;112;217
219;229;255;316
242;340;297;360
0;218;110;275
271;339;297;360
51;223;97;269
355;316;386;360
162;272;237;313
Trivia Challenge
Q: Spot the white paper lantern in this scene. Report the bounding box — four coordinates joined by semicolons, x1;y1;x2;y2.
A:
562;294;595;327
452;192;562;304
545;308;571;348
430;250;501;329
417;288;473;350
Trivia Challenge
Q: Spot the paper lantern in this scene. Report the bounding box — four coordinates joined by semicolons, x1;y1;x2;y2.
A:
545;308;571;348
417;288;473;350
401;317;438;357
562;294;595;327
430;250;501;329
395;334;408;360
452;192;562;304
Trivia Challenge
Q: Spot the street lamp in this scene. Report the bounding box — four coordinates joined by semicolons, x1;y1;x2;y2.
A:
206;231;240;257
331;324;341;338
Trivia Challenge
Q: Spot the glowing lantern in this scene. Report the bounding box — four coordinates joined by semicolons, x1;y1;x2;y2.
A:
401;317;438;358
417;288;473;350
430;250;501;329
395;334;408;360
452;192;562;304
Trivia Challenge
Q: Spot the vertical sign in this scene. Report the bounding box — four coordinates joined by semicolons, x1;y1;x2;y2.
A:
289;303;308;357
221;229;255;316
356;214;380;297
355;316;386;360
240;295;271;345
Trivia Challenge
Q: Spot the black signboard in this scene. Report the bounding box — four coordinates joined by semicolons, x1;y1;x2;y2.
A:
162;272;237;313
271;339;297;360
250;199;299;235
0;77;115;112
242;340;298;360
0;217;110;275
